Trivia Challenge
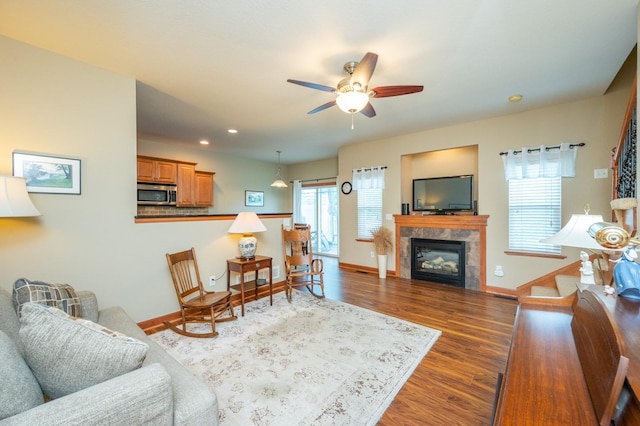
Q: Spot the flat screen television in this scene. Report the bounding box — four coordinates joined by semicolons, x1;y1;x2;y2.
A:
412;175;474;213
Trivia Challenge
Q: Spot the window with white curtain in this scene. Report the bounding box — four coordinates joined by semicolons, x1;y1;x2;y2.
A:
503;143;580;255
357;188;383;239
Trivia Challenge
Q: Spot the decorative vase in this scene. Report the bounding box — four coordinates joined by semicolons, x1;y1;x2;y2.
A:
377;254;388;279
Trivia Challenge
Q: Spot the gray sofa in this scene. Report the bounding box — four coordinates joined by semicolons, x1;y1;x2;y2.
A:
0;287;218;426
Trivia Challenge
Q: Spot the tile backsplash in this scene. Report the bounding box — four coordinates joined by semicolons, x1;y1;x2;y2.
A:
137;205;209;216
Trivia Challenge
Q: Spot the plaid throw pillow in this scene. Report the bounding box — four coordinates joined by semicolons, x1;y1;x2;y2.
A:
13;278;82;318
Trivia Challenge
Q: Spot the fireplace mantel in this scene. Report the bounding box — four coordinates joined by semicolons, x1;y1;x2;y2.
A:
394;214;489;291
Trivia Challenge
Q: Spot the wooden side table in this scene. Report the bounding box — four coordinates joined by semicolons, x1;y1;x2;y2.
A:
226;255;273;316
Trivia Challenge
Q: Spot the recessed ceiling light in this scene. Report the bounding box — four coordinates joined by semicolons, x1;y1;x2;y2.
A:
199;140;209;145
508;94;523;103
228;129;238;134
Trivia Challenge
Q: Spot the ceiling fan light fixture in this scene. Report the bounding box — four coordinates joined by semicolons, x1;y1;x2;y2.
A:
288;52;421;119
336;91;369;114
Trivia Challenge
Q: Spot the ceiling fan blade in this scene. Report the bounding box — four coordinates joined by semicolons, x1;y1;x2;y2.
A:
360;102;376;118
370;85;424;98
351;52;378;87
308;100;336;114
287;79;335;93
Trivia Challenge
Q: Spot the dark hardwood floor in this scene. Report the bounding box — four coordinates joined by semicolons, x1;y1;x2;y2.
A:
309;257;518;426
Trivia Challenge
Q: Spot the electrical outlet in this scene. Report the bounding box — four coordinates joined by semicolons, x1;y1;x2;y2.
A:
209;276;216;286
370;251;375;258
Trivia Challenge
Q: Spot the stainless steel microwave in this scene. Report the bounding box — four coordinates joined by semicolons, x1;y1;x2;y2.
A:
137;183;177;206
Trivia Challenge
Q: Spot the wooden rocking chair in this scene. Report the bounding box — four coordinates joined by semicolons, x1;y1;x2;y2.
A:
282;224;325;301
165;247;236;337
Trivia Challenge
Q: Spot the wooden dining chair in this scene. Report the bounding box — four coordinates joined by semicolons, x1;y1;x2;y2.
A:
165;247;236;337
282;225;325;301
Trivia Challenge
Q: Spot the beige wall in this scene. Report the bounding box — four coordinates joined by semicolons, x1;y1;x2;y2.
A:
339;70;634;289
409;146;478;179
0;36;288;322
288;157;338;184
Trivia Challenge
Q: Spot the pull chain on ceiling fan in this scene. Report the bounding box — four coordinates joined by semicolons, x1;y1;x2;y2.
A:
287;52;423;125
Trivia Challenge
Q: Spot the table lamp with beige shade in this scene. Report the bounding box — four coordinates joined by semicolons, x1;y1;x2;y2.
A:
228;212;267;259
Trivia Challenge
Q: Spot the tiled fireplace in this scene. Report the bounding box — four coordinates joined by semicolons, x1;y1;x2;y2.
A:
394;215;488;291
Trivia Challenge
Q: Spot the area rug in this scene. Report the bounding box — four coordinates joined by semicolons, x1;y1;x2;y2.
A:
149;291;441;425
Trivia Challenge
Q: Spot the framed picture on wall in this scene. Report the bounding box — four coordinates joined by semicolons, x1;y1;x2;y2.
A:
12;152;81;194
245;190;264;207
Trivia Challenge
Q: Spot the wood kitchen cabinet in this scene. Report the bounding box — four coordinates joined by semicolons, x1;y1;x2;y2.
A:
137;156;177;184
177;166;214;207
137;155;214;208
194;171;215;206
176;162;197;206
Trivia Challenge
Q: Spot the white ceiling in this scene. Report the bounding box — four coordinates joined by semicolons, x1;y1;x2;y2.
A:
0;1;637;164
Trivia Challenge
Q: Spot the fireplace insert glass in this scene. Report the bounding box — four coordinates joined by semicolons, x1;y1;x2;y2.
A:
411;238;466;287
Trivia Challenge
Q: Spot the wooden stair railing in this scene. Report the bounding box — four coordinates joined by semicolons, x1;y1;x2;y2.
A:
611;73;637;234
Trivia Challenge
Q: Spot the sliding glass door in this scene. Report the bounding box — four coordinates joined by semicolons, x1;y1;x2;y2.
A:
300;185;339;256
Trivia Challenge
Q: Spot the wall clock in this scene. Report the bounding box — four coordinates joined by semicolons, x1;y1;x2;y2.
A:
341;181;352;195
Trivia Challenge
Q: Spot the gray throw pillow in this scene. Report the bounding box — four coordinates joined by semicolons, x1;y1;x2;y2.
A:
0;330;44;420
13;278;82;317
19;303;149;399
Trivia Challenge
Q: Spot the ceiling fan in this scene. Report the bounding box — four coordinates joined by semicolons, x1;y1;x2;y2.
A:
287;52;423;118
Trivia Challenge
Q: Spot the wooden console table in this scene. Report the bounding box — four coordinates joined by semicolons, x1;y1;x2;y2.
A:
494;284;640;425
590;284;640;401
226;255;272;316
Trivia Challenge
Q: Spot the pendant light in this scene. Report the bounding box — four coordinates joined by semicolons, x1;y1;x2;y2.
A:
271;150;288;188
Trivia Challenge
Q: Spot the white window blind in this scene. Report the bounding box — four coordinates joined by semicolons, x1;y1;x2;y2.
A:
508;176;561;254
357;188;383;239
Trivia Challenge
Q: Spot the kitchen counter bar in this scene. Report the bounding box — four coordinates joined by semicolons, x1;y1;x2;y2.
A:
135;213;291;223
